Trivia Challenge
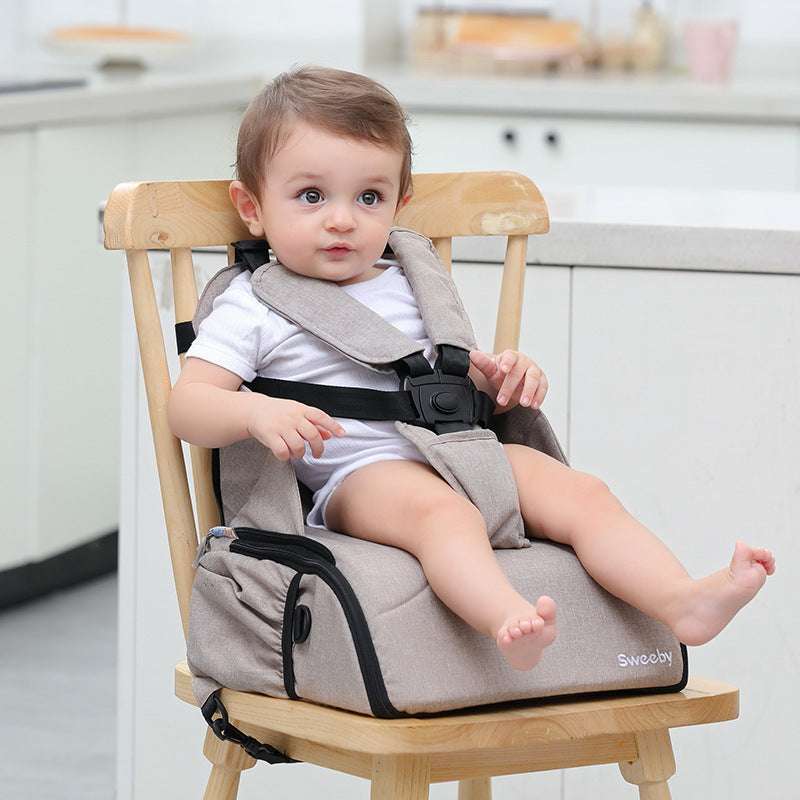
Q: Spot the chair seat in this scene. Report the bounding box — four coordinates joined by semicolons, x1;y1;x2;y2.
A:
174;660;738;782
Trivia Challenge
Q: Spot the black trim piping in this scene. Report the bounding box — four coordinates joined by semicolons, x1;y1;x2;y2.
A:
229;531;402;718
282;573;304;700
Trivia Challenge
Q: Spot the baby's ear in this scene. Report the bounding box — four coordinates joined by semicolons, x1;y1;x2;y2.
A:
397;190;413;212
229;181;265;237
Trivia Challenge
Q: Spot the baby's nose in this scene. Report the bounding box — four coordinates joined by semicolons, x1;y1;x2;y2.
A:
325;202;356;231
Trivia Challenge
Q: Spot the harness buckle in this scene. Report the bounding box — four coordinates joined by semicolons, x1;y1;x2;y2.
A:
404;370;492;432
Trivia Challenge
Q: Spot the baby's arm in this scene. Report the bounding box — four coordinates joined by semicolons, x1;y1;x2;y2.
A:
469;349;548;411
167;357;345;461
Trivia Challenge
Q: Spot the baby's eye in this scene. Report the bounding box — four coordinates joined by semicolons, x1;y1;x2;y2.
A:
298;189;323;204
359;190;382;207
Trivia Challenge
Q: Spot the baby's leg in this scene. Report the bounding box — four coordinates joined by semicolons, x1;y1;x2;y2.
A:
505;445;775;646
326;459;557;670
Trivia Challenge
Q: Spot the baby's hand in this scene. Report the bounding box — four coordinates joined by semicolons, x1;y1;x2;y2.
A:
469;349;548;410
248;397;345;461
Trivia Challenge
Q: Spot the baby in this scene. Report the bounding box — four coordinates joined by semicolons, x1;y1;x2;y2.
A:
168;66;775;671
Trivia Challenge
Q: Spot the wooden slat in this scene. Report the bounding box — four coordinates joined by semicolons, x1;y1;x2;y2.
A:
105;173;548;253
105;180;251;251
125;250;197;635
170;247;221;537
494;234;528;352
396;172;549;238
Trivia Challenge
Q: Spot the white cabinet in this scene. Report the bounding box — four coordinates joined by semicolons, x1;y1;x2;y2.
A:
569;266;799;557
31;121;133;561
451;262;571;446
1;107;243;575
0;131;34;569
410;112;800;191
133;110;241;179
564;266;798;800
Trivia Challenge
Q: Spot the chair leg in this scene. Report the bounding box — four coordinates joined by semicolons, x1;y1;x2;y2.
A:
202;728;257;800
370;755;431;800
458;777;492;800
618;729;676;800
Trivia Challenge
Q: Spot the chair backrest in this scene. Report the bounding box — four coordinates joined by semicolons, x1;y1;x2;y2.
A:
103;172;549;638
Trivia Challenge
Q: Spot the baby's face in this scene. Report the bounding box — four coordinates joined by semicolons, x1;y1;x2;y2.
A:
253;123;404;285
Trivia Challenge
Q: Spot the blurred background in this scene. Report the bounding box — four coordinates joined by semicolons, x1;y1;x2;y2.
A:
1;2;797;799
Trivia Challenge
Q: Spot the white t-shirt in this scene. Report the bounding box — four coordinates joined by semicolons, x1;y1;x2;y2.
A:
187;262;436;528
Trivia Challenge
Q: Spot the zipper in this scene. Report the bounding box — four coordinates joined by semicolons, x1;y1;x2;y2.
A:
234;527;336;563
229;532;402;718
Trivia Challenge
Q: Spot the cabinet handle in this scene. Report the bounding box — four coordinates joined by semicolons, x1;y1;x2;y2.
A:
502;128;518;145
544;130;560;147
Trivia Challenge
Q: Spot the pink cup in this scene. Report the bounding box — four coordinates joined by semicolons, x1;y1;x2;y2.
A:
684;19;738;82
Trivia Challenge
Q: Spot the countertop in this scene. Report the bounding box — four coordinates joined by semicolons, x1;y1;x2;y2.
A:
457;184;800;275
5;58;800;131
380;68;800;124
0;69;263;129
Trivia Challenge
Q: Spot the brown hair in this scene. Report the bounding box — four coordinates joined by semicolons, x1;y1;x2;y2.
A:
235;65;413;202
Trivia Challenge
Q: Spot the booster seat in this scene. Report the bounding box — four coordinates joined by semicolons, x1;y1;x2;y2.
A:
182;217;687;723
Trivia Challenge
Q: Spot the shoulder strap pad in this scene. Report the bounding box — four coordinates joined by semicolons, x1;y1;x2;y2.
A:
250;262;423;371
387;228;477;352
248;228;477;370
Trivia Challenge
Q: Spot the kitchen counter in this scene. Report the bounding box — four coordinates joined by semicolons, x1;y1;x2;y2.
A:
5;59;800;131
381;68;800;124
0;68;262;129
458;184;800;274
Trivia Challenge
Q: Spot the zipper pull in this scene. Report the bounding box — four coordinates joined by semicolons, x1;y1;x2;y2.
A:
193;526;237;567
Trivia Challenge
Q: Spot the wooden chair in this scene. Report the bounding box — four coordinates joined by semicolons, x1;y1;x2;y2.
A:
104;172;739;800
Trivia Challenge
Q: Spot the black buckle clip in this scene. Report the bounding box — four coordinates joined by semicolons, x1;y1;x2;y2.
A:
201;692;298;764
405;370;492;432
232;239;272;272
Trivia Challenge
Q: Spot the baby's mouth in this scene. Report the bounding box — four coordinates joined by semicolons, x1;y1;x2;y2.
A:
324;244;354;257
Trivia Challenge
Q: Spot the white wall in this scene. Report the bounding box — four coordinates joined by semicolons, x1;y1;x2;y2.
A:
4;0;800;68
11;0;364;39
1;0;370;70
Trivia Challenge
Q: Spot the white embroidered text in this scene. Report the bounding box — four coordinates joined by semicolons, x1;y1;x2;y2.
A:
617;649;673;668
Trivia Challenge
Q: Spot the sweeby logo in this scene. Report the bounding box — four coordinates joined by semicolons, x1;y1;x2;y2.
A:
617;649;673;668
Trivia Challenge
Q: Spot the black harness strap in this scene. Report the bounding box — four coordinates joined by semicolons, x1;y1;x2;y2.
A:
175;320;196;356
234;238;272;271
246;376;419;422
246;344;493;435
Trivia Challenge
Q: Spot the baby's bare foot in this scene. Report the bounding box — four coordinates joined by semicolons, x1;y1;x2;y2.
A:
670;541;775;646
496;595;558;671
